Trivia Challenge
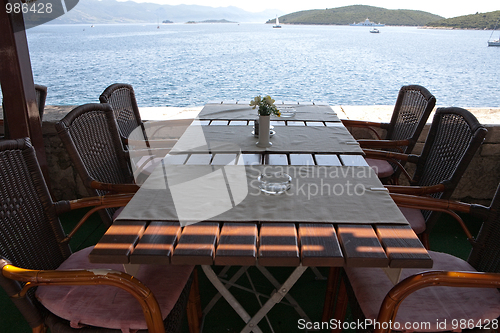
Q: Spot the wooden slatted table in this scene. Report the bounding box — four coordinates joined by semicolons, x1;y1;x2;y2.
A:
89;105;432;333
90;217;430;269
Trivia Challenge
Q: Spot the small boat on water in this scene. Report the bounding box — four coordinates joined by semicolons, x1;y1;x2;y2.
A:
488;17;500;46
370;28;380;33
273;15;281;28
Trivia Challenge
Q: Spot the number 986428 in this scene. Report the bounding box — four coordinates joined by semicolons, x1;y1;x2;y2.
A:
6;2;53;14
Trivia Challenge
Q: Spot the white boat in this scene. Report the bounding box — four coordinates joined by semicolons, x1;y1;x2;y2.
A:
273;15;281;28
350;18;384;27
488;17;500;46
370;28;380;33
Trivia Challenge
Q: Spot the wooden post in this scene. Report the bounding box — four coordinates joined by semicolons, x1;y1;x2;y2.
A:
0;1;51;188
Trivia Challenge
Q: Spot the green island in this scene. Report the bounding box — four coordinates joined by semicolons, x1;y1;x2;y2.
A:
267;5;443;26
267;5;500;29
426;11;500;29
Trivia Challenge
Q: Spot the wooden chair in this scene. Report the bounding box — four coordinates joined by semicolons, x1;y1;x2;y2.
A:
333;189;500;333
0;138;196;333
365;107;487;247
99;83;144;147
342;85;436;182
55;103;139;227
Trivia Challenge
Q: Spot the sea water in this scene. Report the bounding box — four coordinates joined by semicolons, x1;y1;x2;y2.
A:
18;23;500;108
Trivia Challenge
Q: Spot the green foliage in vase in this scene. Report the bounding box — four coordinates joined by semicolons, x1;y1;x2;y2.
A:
250;95;281;117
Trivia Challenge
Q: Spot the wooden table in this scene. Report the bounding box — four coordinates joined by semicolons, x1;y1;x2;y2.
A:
89;103;432;332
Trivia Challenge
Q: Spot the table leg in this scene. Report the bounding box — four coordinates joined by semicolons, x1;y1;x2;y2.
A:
240;265;309;333
244;270;275;333
203;266;249;316
310;266;327;280
201;265;264;333
256;266;313;323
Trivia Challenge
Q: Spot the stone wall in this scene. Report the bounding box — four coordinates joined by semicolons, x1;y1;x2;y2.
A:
2;105;499;203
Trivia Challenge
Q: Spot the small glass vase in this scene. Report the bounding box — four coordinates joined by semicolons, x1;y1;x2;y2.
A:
256;115;272;148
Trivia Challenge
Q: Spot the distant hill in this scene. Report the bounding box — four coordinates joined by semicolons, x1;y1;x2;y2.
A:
267;5;443;26
49;0;282;24
425;11;500;29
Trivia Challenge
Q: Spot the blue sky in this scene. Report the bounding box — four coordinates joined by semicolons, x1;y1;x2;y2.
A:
126;0;499;18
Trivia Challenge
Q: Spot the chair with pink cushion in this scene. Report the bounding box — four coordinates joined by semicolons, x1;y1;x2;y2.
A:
0;138;196;333
336;188;500;333
365;107;487;248
342;85;435;183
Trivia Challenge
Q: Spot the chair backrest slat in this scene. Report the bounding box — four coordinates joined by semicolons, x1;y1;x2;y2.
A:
386;85;436;153
68;111;130;187
99;83;142;143
56;104;133;226
414;107;487;229
382;85;435;178
415;108;486;193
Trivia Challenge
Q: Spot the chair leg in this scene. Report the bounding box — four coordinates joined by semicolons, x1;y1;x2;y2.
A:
323;267;349;333
331;278;348;333
322;267;339;321
187;267;202;333
419;231;430;249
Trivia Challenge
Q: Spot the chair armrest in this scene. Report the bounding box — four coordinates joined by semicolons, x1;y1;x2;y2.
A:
389;193;471;213
363;149;414;163
54;193;135;243
1;261;164;333
0;259;43;329
90;181;140;193
389;193;475;241
341;119;386;128
363;149;418;182
374;271;500;333
127;139;178;149
341;120;389;140
385;183;446;195
67;193;135;211
357;139;410;149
